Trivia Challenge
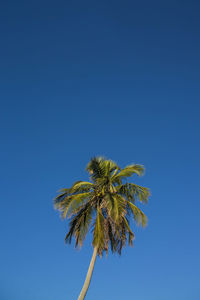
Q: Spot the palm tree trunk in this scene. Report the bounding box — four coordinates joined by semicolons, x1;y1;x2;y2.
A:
78;247;98;300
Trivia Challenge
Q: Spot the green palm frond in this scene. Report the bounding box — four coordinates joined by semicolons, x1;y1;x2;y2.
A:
130;183;150;203
55;192;91;219
67;194;94;218
122;216;135;246
54;188;70;204
127;201;147;227
118;183;150;203
112;164;145;183
103;159;119;176
93;204;105;255
65;203;93;247
86;157;119;182
70;181;94;194
107;219;117;253
111;194;126;221
118;222;127;254
86;157;107;180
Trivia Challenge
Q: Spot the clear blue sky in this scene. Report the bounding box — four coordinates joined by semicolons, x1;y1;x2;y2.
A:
0;0;200;299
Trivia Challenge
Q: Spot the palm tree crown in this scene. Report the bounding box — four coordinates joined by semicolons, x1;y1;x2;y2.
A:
54;157;150;256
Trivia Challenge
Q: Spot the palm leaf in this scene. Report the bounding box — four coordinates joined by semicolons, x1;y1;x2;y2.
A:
122;216;135;246
118;183;150;203
55;192;91;219
93;204;105;255
65;203;93;247
70;181;94;193
112;164;145;183
86;157;107;180
127;201;147;227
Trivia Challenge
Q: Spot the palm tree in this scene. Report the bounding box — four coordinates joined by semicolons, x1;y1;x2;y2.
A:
54;157;150;300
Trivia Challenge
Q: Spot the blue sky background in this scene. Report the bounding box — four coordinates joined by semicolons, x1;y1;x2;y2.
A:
1;0;200;299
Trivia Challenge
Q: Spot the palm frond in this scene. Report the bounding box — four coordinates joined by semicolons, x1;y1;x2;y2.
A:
70;181;94;194
93;204;105;256
118;222;127;255
55;192;91;219
121;183;150;203
65;203;93;247
112;164;145;183
103;159;119;176
86;157;119;182
127;201;147;227
86;157;107;181
54;188;70;205
122;216;135;246
111;194;126;221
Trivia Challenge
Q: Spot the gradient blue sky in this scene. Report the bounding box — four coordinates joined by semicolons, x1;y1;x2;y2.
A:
1;0;200;299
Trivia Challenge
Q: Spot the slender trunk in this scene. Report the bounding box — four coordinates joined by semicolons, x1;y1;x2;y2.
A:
77;247;98;300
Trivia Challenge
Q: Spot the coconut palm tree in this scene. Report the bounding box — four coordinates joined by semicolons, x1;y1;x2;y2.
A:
54;157;150;300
